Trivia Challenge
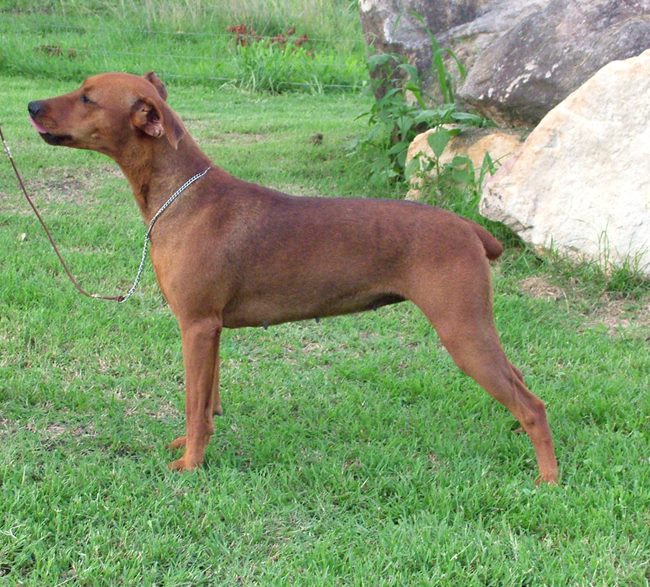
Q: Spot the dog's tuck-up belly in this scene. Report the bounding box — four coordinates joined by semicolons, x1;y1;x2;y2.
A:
221;279;406;328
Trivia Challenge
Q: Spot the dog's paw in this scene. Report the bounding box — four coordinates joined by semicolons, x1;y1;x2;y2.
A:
167;436;187;450
535;473;559;486
168;455;200;472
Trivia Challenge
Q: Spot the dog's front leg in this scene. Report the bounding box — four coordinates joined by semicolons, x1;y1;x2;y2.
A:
168;317;221;471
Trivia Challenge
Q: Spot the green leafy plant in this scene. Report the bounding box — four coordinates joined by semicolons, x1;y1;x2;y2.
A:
352;49;486;187
412;11;466;104
409;135;496;208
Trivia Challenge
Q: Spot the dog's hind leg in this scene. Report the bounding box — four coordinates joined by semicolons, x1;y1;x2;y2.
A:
408;263;558;484
211;339;223;417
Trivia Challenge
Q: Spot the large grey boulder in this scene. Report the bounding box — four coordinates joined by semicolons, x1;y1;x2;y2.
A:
480;50;650;276
436;0;549;84
358;0;548;101
460;0;650;126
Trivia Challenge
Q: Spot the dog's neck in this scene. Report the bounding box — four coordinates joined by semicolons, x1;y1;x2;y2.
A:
113;134;215;224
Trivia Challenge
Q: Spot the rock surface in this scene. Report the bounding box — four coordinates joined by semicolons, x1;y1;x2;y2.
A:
480;50;650;276
358;0;548;101
436;0;549;90
459;0;650;126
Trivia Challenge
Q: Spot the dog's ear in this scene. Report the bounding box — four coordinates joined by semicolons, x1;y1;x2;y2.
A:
131;96;185;149
143;71;168;101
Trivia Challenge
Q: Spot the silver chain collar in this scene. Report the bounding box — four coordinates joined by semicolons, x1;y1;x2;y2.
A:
119;167;211;303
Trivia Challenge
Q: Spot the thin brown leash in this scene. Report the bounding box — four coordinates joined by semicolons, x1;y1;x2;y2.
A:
0;125;209;303
1;125;124;301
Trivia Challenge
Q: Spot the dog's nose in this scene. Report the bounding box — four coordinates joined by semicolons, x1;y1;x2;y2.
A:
28;101;43;117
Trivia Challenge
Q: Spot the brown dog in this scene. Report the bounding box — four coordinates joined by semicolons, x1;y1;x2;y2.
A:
27;72;558;483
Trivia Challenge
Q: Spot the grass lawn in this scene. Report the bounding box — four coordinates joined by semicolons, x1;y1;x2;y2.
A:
0;3;366;93
1;71;649;585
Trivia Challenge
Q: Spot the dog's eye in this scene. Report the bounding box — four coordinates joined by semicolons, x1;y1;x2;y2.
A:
80;94;92;104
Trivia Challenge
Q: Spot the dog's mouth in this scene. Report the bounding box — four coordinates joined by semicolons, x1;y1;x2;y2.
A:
29;116;72;146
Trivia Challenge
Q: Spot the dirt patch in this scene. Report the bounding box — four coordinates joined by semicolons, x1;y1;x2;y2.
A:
202;131;268;146
272;184;325;197
181;118;268;145
519;276;566;301
0;418;16;435
583;297;650;335
519;276;650;335
147;401;180;422
45;423;68;437
40;422;97;439
1;420;98;449
29;165;122;204
121;399;180;422
1;164;123;212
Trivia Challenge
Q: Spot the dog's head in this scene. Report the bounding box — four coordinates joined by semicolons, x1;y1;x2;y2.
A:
27;72;185;156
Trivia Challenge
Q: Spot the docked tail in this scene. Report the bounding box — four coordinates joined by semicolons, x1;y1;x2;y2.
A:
466;219;503;260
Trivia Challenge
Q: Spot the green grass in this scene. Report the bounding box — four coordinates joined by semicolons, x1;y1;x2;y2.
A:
1;67;650;587
0;2;366;92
